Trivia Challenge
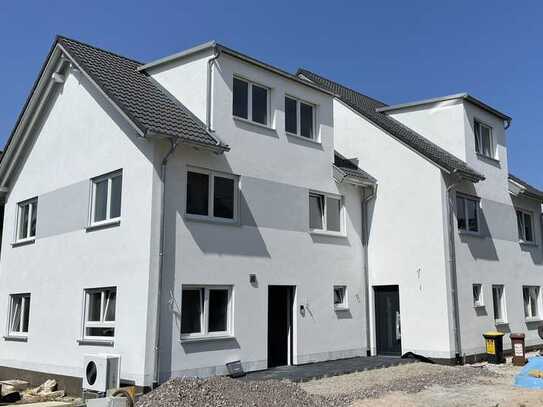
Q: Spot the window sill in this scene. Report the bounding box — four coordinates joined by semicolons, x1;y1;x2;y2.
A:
85;219;121;232
11;238;36;247
459;230;482;238
334;306;350;312
525;317;541;323
474;304;485;309
233;116;275;132
184;214;240;227
3;335;28;342
77;338;114;346
495;320;508;326
286;132;321;145
310;230;347;238
180;335;235;343
520;240;538;247
476;153;500;164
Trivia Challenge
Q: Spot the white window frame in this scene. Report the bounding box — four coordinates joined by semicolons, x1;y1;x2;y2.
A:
472;284;484;308
474;120;495;159
523;286;541;321
333;285;348;310
232;76;271;127
456;194;480;235
284;95;317;141
309;191;345;236
16;198;38;243
89;170;122;227
185;167;239;224
180;285;233;340
516;208;535;244
7;293;31;337
83;287;116;340
492;285;507;325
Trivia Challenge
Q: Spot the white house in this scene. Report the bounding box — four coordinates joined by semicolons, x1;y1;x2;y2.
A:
0;36;541;391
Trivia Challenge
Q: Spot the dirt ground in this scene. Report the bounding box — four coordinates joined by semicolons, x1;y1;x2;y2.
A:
301;357;543;407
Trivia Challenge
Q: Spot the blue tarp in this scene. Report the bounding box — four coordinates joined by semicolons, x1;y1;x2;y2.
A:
514;356;543;389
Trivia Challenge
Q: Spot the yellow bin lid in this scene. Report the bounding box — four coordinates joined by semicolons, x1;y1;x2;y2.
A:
484;331;505;337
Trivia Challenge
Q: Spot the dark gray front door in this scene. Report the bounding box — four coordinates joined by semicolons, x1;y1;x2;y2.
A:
374;285;401;356
267;286;294;368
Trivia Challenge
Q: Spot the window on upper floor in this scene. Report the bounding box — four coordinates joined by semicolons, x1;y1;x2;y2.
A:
90;171;122;226
309;192;344;235
8;293;31;337
492;285;507;324
456;195;479;234
16;198;37;242
83;287;116;339
233;77;269;126
181;286;232;339
333;286;348;310
473;284;484;307
285;96;316;140
474;120;495;159
516;209;535;244
186;168;238;223
523;286;540;320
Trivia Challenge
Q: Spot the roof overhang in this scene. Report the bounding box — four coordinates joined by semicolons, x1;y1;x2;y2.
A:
333;165;376;187
509;176;543;202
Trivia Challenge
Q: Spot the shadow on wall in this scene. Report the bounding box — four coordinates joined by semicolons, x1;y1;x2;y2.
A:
458;206;499;262
520;242;543;266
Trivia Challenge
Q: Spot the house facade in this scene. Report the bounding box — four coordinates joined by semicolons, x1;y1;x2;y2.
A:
0;36;541;389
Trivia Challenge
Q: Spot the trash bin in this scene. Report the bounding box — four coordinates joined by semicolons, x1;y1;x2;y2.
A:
484;331;505;364
511;333;527;366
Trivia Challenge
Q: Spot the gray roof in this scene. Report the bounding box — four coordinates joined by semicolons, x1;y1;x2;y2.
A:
509;174;543;201
297;69;485;182
56;36;228;150
334;151;376;185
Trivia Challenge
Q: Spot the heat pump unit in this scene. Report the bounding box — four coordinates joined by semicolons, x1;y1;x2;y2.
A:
83;354;121;393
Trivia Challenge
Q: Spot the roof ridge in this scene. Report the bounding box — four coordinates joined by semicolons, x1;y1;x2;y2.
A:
56;35;143;65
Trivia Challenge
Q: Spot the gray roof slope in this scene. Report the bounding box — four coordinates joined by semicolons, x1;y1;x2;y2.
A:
297;69;485;182
509;174;543;200
57;36;227;150
334;151;376;184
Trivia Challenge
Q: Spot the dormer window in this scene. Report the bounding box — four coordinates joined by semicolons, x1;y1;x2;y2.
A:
285;96;315;140
474;120;494;159
233;77;269;126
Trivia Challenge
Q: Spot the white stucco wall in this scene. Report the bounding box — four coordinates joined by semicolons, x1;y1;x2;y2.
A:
0;68;158;385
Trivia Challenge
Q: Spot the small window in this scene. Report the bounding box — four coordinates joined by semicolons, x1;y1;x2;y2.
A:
91;171;122;225
233;77;269;126
474;120;494;159
456;195;479;233
17;198;38;241
181;286;232;338
516;209;535;243
284;96;316;140
186;168;238;222
523;286;540;320
472;284;483;307
492;285;506;324
334;286;348;310
84;287;116;338
309;192;344;234
8;294;31;336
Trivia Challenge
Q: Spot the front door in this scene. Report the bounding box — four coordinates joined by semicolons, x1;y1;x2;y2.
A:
267;286;294;368
374;285;401;356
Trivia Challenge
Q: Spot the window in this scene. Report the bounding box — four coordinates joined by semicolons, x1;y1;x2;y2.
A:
181;286;232;338
523;286;540;320
474;120;494;158
8;294;30;336
333;286;348;310
516;209;535;243
83;288;116;338
456;195;479;233
309;192;344;234
91;171;122;225
232;77;269;126
492;285;506;324
17;198;37;241
473;284;483;307
284;96;316;140
186;168;238;222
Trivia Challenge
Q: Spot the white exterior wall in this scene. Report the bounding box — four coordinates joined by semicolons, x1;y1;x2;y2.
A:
153;53;368;379
333;101;454;359
0;68;158;385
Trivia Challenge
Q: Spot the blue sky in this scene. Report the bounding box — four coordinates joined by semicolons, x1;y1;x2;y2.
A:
0;1;541;187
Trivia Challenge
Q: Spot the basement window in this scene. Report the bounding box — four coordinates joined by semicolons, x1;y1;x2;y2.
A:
84;287;116;338
8;294;31;337
233;77;269;126
16;198;38;242
309;192;344;235
456;195;479;234
285;96;316;140
492;285;507;324
474;120;495;159
516;209;535;244
523;286;540;320
186;168;238;222
181;286;232;339
472;284;484;307
333;286;348;310
90;171;122;226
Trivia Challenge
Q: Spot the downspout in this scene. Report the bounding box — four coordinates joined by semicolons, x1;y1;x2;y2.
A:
362;185;376;356
446;175;462;364
206;46;221;131
153;137;180;386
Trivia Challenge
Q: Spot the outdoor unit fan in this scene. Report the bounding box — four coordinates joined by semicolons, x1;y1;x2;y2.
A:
83;354;121;393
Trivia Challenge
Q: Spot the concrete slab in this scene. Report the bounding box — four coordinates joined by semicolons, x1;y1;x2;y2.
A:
13;402;75;407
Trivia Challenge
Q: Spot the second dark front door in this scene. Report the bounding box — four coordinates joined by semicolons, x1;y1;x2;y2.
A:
374;285;401;356
267;286;294;368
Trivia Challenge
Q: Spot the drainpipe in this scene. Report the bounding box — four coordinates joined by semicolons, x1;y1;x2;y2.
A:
362;185;377;356
153;137;180;386
206;46;221;131
446;176;463;364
